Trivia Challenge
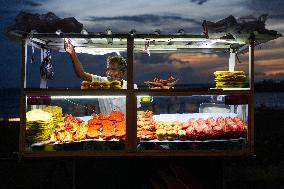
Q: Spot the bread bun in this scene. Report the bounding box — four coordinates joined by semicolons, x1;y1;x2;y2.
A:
81;81;90;86
102;81;111;86
112;85;121;89
101;85;110;89
91;81;100;86
91;86;100;89
81;85;89;89
111;80;121;86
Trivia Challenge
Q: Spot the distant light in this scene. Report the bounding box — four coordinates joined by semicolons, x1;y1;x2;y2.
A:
0;118;20;122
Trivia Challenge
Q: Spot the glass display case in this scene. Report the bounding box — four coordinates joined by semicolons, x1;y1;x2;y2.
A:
25;95;126;152
18;32;261;157
137;95;248;151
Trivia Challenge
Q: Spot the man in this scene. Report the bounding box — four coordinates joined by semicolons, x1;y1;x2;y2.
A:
64;38;139;114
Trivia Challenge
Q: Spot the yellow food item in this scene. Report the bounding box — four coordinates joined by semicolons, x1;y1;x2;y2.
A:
214;71;246;88
102;81;111;86
111;85;121;89
101;85;110;89
26;109;54;144
81;81;91;86
156;129;167;140
91;86;101;89
91;81;100;86
111;80;121;86
81;86;89;89
178;130;187;140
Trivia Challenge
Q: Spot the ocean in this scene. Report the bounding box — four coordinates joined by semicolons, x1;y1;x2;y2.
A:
0;88;284;119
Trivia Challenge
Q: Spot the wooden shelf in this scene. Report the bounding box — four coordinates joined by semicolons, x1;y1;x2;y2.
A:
135;89;252;96
24;89;127;96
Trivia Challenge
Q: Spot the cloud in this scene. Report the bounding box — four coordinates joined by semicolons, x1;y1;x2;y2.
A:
84;14;202;32
265;70;284;76
255;72;266;76
270;14;284;20
254;47;284;60
22;0;251;29
134;53;199;84
191;0;209;5
258;73;284;81
134;53;199;83
86;14;200;25
23;0;42;7
247;0;284;14
1;0;284;89
246;0;284;31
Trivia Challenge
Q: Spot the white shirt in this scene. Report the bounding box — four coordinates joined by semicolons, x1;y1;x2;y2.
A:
91;74;140;114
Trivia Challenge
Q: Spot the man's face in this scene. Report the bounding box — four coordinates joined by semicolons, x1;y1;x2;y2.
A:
106;62;125;81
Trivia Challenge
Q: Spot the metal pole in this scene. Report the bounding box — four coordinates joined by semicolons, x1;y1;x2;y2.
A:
19;38;27;156
248;33;255;154
229;48;236;71
126;35;136;152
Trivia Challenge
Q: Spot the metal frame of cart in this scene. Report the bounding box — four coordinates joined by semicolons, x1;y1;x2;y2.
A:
19;32;257;157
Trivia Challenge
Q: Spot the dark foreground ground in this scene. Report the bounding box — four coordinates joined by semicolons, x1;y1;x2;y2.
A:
0;109;283;189
223;108;284;189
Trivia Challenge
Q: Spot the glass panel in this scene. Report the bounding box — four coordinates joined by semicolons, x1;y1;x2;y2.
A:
25;95;126;152
137;95;248;151
133;39;250;90
26;38;128;89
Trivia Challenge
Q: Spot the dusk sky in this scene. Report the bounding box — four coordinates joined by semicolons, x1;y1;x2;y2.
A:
0;0;283;88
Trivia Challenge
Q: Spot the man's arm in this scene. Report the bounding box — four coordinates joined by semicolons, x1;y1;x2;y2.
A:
64;38;92;82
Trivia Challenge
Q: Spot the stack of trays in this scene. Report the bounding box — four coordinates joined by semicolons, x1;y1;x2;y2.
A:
43;106;63;126
214;71;246;88
26;109;54;144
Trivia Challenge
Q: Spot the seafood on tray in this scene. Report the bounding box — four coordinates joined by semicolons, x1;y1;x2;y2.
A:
48;110;126;143
136;111;247;141
49;114;87;143
137;111;156;140
144;76;178;89
87;110;126;140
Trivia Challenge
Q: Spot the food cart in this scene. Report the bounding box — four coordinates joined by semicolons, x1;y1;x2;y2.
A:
17;30;281;157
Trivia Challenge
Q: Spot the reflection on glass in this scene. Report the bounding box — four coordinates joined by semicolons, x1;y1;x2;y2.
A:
25;95;126;152
137;95;248;151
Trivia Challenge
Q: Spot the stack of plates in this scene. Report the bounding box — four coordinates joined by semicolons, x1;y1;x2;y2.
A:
214;71;246;88
43;106;63;126
26;109;54;144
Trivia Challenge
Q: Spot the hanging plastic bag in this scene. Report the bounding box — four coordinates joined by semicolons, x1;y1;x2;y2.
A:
40;55;54;80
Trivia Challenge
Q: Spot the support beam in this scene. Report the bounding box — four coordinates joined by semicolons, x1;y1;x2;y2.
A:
126;36;136;152
19;38;27;155
229;49;236;71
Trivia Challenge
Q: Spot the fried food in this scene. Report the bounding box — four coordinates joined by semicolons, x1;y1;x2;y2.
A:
98;113;110;120
156;129;167;140
101;129;115;140
115;130;126;140
91;81;100;86
109;110;125;122
86;126;100;139
178;130;187;140
115;121;126;131
112;85;122;89
101;85;110;89
90;86;100;89
111;80;121;86
214;71;246;88
81;80;122;89
144;76;178;89
81;81;91;86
